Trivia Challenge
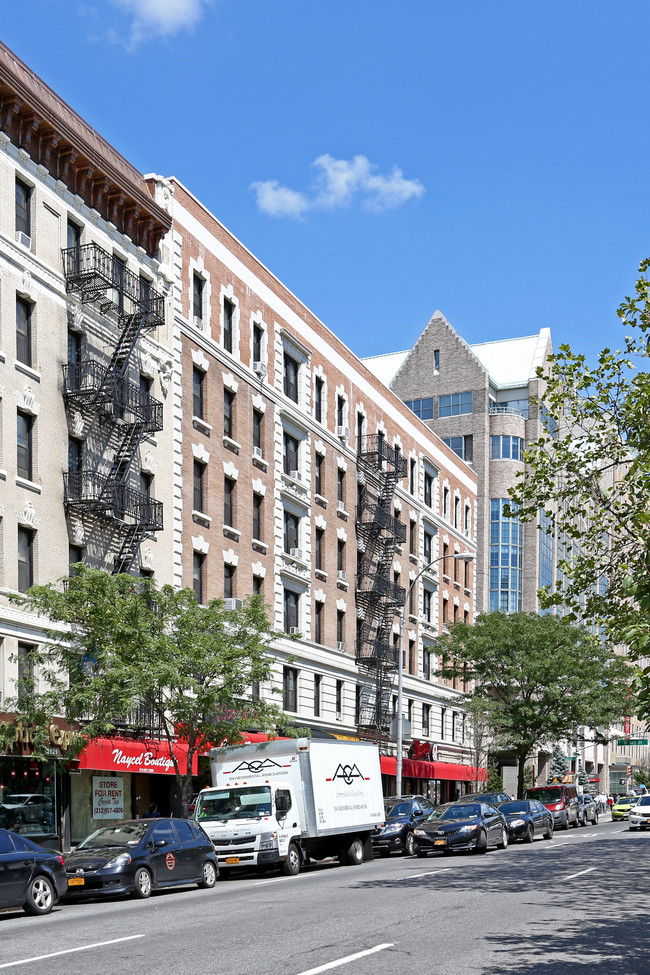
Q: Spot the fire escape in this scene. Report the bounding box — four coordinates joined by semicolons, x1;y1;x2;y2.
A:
356;434;407;737
61;243;164;573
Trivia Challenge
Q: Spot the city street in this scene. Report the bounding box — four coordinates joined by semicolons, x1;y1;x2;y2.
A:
0;819;645;974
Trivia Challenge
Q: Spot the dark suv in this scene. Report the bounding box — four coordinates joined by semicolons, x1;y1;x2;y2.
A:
457;791;511;805
372;795;436;857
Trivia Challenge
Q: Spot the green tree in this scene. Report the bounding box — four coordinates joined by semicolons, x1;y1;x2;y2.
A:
547;746;568;784
508;258;650;717
9;566;292;814
437;612;630;798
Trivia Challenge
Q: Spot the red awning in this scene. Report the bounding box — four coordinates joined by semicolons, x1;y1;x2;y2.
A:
78;737;197;776
380;755;487;782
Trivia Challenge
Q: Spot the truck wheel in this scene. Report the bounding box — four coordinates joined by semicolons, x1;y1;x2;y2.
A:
342;837;364;866
281;843;301;876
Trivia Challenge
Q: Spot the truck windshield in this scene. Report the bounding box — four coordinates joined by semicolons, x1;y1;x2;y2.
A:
195;786;272;821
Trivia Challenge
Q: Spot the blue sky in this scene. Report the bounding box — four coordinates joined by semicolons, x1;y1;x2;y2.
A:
3;1;650;363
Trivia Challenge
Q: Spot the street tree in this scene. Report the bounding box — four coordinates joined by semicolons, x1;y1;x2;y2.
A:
437;612;630;798
9;566;293;814
547;746;568;784
508;258;650;717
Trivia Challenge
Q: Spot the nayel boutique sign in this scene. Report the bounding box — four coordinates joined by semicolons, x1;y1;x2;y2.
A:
78;736;197;776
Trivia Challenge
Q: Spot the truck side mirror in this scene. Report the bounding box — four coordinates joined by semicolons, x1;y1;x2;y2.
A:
276;794;291;814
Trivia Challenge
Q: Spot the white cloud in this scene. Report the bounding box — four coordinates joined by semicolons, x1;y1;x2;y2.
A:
250;154;425;219
107;0;210;48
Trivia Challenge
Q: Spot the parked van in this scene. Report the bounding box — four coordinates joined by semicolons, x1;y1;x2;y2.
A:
524;785;579;829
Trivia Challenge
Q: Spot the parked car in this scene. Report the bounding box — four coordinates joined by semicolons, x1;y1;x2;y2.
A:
628;794;650;830
0;829;66;916
524;785;579;830
577;793;599;826
456;791;511;805
0;794;55;831
413;801;508;856
497;799;554;842
64;818;218;900
612;795;637;821
372;795;436;857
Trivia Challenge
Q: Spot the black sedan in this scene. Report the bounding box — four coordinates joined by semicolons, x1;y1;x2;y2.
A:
372;795;436;857
413;802;509;855
497;799;554;843
0;829;67;915
64;818;218;900
577;793;599;826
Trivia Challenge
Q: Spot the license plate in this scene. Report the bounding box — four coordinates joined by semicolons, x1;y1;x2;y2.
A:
68;877;85;886
434;839;446;846
225;856;240;865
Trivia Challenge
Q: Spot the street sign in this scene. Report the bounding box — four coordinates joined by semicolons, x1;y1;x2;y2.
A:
617;738;648;746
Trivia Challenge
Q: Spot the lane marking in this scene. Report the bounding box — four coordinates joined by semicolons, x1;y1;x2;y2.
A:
407;868;451;879
0;936;144;970
563;866;597;881
294;943;394;975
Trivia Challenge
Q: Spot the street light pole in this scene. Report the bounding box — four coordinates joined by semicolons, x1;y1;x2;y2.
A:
395;550;475;798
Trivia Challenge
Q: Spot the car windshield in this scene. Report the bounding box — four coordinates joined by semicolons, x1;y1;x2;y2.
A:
635;796;650;806
195;786;272;821
77;821;150;849
526;789;562;803
499;802;528;814
616;798;633;804
384;801;411;819
437;803;481;821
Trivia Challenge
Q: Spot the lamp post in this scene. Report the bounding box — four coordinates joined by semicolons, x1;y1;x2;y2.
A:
395;550;475;798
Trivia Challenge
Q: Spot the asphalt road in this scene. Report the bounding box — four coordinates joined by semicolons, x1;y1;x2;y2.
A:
0;818;646;975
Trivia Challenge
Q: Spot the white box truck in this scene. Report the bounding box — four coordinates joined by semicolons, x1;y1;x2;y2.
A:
194;737;384;876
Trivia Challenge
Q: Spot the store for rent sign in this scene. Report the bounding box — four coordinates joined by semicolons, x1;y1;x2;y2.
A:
93;776;124;820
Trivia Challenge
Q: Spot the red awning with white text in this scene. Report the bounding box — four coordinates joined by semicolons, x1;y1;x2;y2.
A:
78;737;197;776
380;755;487;782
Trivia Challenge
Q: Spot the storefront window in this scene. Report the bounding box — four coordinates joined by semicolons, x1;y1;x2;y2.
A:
0;758;59;840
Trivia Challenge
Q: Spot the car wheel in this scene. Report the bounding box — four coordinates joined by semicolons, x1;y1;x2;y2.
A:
281;842;301;876
132;867;152;899
476;830;489;854
24;875;55;916
496;826;508;850
561;816;570;830
404;832;416;857
571;816;579;828
525;824;535;844
198;860;217;889
580;813;587;828
544;823;553;840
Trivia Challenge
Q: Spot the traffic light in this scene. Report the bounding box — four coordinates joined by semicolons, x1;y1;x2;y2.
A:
627;765;632;778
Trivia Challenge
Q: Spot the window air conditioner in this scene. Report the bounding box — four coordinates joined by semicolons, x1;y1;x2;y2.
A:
335;425;350;440
289;626;301;636
337;500;346;511
289;548;303;560
337;641;346;652
337;570;347;581
193;315;203;328
252;361;267;377
15;231;31;249
253;446;263;459
289;470;301;481
224;598;243;611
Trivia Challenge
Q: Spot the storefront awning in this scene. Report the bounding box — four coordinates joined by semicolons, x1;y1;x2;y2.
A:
78;736;197;776
380;755;487;782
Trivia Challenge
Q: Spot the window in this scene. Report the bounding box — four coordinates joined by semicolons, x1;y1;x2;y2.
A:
252;575;263;596
337;469;345;507
140;471;154;500
223;297;234;353
224;564;235;599
454;497;460;528
17;643;35;706
16;297;32;367
443;541;449;577
193;274;204;323
443;487;450;520
441;707;447;738
439;392;473;417
409;458;416;495
336;610;345;645
283;432;299;475
284;510;300;553
315;377;324;422
253;323;263;364
336;680;343;719
193;368;205;420
336;395;345;428
315;527;324;571
490;498;523;612
423;588;432;623
409;519;416;555
423;530;433;562
15;178;31;238
423;649;432;681
433;349;440;372
69;544;84;573
442;597;449;625
224;477;235;528
283;588;299;633
465;504;471;535
67;219;81;263
193;553;205;603
253;493;263;542
224;389;234;438
193;461;205;513
422;703;431;737
17;412;34;480
18;527;34;592
491;435;525;460
315;454;324;496
405;398;433;420
314;601;324;644
253;409;263;452
442;435;473;462
139;275;151;312
68;328;82;364
314;674;322;716
283;666;298;711
112;255;126;313
424;472;433;508
283;353;299;402
337;539;345;574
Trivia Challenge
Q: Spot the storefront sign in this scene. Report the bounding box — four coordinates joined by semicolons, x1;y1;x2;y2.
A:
78;737;197;776
0;716;76;757
92;776;125;820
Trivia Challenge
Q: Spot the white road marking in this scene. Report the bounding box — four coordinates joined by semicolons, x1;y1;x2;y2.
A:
294;943;394;975
563;866;597;881
0;936;144;970
407;868;451;879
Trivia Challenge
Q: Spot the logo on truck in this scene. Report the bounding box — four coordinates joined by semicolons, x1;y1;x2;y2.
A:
328;763;369;785
225;758;289;775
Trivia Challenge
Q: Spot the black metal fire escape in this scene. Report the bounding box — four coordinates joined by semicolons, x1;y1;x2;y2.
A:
61;242;164;573
356;435;407;737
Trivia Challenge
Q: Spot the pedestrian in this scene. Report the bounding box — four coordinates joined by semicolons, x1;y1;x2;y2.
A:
607;794;614;815
146;802;161;818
